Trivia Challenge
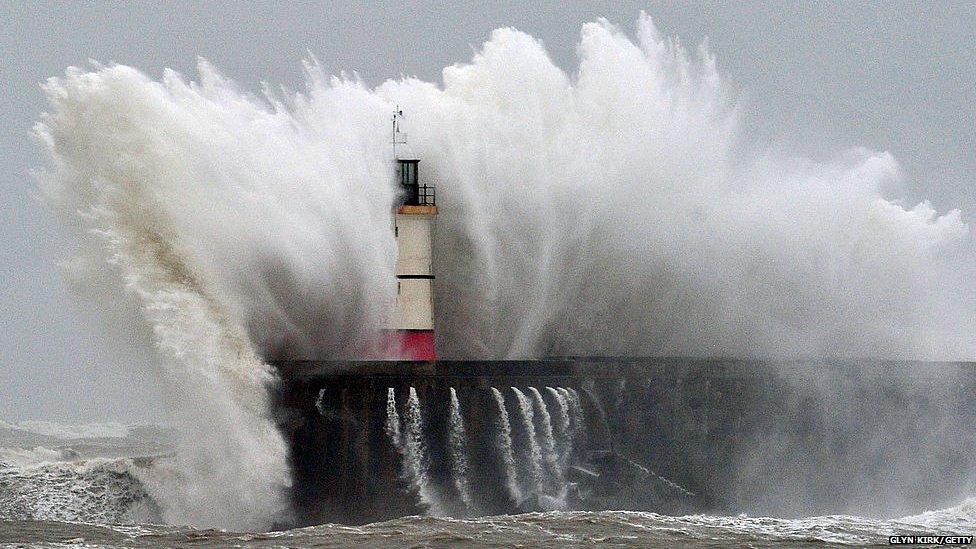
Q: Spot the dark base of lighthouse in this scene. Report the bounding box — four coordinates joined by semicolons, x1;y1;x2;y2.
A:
270;358;976;526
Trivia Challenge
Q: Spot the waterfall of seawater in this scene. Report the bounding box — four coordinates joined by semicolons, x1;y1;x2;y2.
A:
384;388;402;449
563;388;585;436
448;388;475;514
386;386;584;513
529;387;563;497
314;389;327;417
546;387;572;466
404;387;439;514
490;387;520;502
511;387;544;497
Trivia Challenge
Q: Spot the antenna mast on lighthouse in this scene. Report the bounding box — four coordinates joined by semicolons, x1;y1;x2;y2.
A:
381;107;437;361
392;106;407;159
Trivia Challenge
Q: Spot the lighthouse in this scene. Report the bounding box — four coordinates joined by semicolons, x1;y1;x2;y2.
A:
382;109;437;360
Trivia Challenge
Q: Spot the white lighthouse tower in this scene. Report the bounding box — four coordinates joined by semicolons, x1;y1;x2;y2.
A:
380;108;437;360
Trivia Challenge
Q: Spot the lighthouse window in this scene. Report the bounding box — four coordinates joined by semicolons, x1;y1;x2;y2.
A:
399;160;418;187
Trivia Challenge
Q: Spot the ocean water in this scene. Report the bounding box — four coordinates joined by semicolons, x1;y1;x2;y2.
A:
1;421;972;548
32;11;976;533
19;7;976;545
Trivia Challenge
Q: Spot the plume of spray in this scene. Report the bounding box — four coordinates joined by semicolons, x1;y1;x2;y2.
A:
382;15;974;359
32;61;397;528
32;11;974;528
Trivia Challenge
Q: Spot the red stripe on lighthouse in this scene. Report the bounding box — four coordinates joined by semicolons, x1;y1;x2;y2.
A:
396;330;436;360
369;330;436;361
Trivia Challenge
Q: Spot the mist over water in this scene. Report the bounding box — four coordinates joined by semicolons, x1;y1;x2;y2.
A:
32;13;974;529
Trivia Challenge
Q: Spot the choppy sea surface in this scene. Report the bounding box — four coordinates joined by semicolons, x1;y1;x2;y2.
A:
1;421;972;548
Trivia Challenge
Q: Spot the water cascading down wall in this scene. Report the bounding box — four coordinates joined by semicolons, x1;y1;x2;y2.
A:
271;358;976;526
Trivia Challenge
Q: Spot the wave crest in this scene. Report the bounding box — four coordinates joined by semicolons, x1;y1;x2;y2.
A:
0;456;160;524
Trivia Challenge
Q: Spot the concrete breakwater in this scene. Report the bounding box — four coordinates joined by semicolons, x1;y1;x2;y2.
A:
271;359;976;526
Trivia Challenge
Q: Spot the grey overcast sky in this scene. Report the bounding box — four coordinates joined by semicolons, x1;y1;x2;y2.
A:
1;1;974;422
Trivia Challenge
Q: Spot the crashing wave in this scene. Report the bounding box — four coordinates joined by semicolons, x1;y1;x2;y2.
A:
896;497;976;533
33;12;974;530
0;456;162;524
